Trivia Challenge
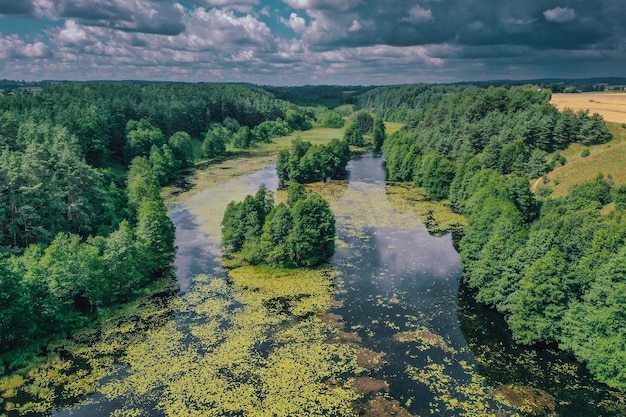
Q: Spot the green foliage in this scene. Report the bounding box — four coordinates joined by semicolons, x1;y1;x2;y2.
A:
126;157;160;213
315;109;345;128
233;126;254;149
372;117;386;150
98;221;144;303
507;248;570;344
0;122;107;247
222;185;273;254
276;137;350;186
289;193;336;267
149;144;179;185
285;108;313;131
222;185;335;268
613;184;626;209
414;151;456;200
136;199;176;275
0;260;33;352
581;148;591;157
202;126;229;158
252;119;292;142
525;148;549;178
0;81;311;371
168;131;195;169
350;110;374;134
343;123;365;147
125;119;167;162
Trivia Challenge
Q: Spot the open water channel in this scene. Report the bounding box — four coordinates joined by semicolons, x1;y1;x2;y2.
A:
52;152;623;417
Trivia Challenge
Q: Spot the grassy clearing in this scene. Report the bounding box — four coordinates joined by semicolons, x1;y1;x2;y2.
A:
384;122;404;136
551;92;626;124
271;127;345;149
537;122;626;197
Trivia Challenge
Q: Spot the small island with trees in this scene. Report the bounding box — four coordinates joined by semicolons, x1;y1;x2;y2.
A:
222;183;336;268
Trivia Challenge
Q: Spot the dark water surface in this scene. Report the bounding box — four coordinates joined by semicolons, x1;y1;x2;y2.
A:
53;153;624;417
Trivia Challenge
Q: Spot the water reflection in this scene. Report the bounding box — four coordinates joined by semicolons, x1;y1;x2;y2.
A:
328;153;504;416
168;208;212;293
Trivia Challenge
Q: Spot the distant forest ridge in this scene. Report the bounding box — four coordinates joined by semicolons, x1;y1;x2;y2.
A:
2;76;626;105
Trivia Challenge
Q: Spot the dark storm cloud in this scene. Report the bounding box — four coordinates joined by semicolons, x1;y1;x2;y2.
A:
0;0;34;16
1;0;625;84
57;0;186;35
289;0;625;53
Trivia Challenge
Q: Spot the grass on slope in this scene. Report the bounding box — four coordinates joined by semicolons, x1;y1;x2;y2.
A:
540;122;626;197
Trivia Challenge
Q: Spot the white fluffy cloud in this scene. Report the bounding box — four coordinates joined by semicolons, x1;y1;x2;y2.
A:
280;13;307;34
543;7;576;23
0;35;50;58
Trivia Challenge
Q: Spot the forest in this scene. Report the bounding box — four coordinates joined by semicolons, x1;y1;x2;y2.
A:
1;79;625;398
379;85;625;389
0;82;315;368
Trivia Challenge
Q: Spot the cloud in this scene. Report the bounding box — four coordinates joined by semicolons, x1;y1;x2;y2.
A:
57;0;186;35
0;34;50;58
175;8;275;50
0;0;34;16
186;0;260;13
543;7;576;23
280;13;307;34
1;0;626;84
401;5;433;24
56;20;91;47
282;0;361;12
348;20;361;32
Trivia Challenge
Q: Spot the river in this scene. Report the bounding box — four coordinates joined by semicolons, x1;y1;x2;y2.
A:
51;152;623;417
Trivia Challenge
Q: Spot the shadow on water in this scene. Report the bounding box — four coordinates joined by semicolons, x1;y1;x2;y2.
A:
458;284;626;417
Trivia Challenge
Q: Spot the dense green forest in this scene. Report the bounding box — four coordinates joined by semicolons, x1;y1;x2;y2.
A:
380;85;625;389
0;82;316;369
222;183;336;268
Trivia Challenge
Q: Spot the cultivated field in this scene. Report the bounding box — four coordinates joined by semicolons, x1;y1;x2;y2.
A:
551;92;626;124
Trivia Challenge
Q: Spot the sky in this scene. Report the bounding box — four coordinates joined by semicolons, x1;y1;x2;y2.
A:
0;0;624;85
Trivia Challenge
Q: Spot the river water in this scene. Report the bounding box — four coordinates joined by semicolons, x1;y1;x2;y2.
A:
52;152;623;417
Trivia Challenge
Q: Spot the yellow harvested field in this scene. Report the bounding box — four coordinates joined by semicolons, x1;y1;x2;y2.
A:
551;92;626;124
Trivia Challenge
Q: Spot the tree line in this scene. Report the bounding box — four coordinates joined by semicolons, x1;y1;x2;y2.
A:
222;184;335;268
381;85;626;389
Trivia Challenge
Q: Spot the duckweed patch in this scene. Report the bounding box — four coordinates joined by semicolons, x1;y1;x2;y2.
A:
393;329;457;355
407;361;520;417
493;385;557;417
96;267;367;417
385;182;466;236
0;287;179;416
